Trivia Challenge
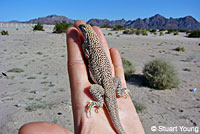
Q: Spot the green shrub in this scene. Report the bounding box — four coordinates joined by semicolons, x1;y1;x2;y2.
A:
174;47;184;52
143;59;179;90
123;29;130;34
142;30;148;36
8;68;24;73
1;30;9;35
122;58;136;79
135;29;142;35
159;29;165;32
166;29;176;34
101;24;112;28
188;30;200;38
53;21;72;33
174;31;179;35
150;29;156;33
159;31;164;36
123;29;136;34
132;100;146;113
108;32;112;35
183;68;191;72
113;25;126;31
33;23;44;31
179;29;189;33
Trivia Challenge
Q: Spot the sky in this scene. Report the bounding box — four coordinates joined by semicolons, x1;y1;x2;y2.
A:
1;0;200;22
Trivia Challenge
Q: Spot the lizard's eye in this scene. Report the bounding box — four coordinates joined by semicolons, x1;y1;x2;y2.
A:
78;24;88;38
78;24;86;32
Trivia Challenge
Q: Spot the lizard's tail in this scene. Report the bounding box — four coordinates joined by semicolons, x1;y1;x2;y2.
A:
105;97;126;134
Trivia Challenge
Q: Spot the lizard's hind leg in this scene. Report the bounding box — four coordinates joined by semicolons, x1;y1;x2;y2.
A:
87;84;105;115
113;76;130;98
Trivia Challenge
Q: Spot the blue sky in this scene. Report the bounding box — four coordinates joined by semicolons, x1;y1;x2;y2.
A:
1;0;200;22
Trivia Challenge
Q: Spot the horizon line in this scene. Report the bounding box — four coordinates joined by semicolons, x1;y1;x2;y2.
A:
0;14;200;23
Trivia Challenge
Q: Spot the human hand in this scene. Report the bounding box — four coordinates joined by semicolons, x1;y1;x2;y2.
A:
67;20;144;134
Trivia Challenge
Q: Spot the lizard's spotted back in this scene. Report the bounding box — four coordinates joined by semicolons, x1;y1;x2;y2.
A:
79;24;126;134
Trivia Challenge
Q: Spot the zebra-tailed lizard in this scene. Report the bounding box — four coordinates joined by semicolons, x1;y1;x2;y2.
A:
78;24;128;134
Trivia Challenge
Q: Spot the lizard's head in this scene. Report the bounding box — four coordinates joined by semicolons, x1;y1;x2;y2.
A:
78;24;93;39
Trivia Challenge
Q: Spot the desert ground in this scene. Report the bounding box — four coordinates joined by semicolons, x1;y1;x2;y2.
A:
0;24;200;134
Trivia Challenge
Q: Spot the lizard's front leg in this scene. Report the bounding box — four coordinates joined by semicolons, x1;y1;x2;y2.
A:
113;76;131;98
87;84;105;115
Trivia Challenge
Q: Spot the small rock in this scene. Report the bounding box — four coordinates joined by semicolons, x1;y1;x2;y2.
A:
15;104;22;107
34;91;39;94
2;72;7;76
178;109;184;112
57;112;62;115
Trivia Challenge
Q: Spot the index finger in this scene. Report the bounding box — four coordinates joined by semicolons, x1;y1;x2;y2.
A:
74;20;115;75
66;26;89;88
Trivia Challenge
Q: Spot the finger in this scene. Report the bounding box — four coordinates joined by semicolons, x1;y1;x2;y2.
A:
110;48;127;88
74;20;86;27
19;122;72;134
66;27;89;89
93;26;114;74
74;20;86;41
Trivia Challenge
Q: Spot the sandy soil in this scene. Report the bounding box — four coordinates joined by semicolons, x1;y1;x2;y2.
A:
0;25;200;134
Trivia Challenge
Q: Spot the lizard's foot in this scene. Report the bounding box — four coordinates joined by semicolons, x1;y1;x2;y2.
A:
87;100;103;117
87;84;104;117
122;88;132;99
113;76;132;98
117;88;131;98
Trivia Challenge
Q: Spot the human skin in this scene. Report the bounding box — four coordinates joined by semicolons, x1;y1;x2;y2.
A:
18;20;145;134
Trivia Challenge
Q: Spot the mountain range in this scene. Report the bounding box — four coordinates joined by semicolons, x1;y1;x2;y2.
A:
23;14;200;30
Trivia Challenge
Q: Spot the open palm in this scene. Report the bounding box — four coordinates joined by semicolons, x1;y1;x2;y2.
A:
67;20;144;134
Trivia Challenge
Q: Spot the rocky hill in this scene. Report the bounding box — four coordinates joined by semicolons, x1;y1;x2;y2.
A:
88;14;200;30
26;15;74;25
24;14;200;30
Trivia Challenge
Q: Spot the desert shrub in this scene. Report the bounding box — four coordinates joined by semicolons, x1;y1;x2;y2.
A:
174;31;179;35
149;29;157;35
135;29;142;35
1;30;9;35
142;30;148;36
166;29;176;34
8;68;24;73
174;47;184;52
143;59;179;90
53;21;72;33
33;23;44;31
150;29;156;33
123;29;130;34
108;32;112;35
188;30;200;38
123;29;136;34
113;25;126;31
159;31;164;36
122;58;136;79
146;29;151;32
183;68;191;72
159;29;165;32
132;100;146;113
179;29;189;33
101;24;112;28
